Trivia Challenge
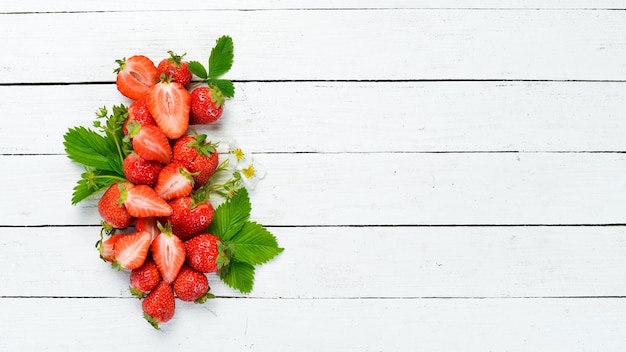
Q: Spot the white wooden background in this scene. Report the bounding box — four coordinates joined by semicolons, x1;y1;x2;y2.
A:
2;1;626;351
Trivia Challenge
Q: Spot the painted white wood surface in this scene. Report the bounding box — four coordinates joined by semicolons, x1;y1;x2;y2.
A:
1;2;625;351
3;81;626;154
2;9;626;83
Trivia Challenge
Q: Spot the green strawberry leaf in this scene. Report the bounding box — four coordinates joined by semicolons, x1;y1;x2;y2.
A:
229;222;283;266
188;60;208;79
219;260;255;293
64;126;120;173
208;35;234;79
208;79;235;98
209;188;251;241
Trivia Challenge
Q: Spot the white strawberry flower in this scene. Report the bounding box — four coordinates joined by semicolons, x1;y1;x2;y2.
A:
238;159;266;190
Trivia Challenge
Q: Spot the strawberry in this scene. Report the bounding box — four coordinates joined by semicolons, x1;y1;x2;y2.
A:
113;231;152;270
172;133;219;189
184;233;223;273
130;257;161;298
154;163;196;201
147;77;191;139
123;152;164;188
123;98;156;135
142;281;176;329
114;55;158;100
152;223;186;283
173;265;211;303
135;216;160;240
190;85;224;125
119;183;173;218
166;196;214;241
127;122;172;164
98;233;124;263
156;51;192;86
98;183;133;229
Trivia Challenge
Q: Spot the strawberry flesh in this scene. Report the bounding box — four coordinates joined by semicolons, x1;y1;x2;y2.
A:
147;80;191;139
121;184;173;218
113;231;152;270
152;226;186;283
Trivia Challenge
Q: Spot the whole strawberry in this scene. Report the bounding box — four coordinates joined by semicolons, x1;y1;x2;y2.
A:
172;133;219;189
157;51;192;87
166;196;215;241
123;98;156;135
189;85;224;125
98;183;133;229
173;265;211;303
184;233;223;273
130;257;161;299
142;281;176;329
123;152;163;188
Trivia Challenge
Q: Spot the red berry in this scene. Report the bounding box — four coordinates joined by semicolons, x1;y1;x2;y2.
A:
114;55;157;100
190;86;224;124
173;265;210;302
98;183;133;229
184;233;221;273
147;78;190;139
123;152;164;188
152;224;186;284
167;196;214;241
119;183;173;218
154;163;195;201
156;51;192;86
113;231;152;270
130;258;161;298
142;281;176;329
127;123;172;165
172;134;219;189
123;98;156;135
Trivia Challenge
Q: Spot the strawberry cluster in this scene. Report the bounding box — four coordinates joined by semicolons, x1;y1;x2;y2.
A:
64;36;282;330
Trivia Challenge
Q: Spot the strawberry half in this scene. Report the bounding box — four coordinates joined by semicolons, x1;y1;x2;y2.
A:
114;55;158;100
127;122;172;164
147;77;191;139
152;223;186;283
154;163;196;201
98;233;124;263
136;216;160;240
120;183;173;218
113;231;152;270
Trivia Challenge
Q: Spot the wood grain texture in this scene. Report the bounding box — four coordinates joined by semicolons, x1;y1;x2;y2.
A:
2;226;626;298
3;81;626;155
1;9;626;82
2;297;626;351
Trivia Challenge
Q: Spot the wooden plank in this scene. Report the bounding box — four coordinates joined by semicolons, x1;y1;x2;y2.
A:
1;226;626;298
2;153;626;226
3;81;626;155
3;1;624;13
1;9;626;82
2;297;625;351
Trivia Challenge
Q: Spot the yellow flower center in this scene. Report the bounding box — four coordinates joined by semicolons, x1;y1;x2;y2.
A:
233;148;245;162
242;165;256;178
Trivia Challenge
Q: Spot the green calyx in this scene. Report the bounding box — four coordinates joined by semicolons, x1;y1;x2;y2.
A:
187;132;217;157
167;51;186;67
209;84;225;108
143;313;161;330
113;58;126;74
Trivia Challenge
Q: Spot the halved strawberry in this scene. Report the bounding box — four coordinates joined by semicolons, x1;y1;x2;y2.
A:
98;233;124;263
136;217;160;240
120;183;173;218
127;122;172;164
114;55;158;100
113;231;152;270
147;77;191;139
152;223;186;283
154;163;196;201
